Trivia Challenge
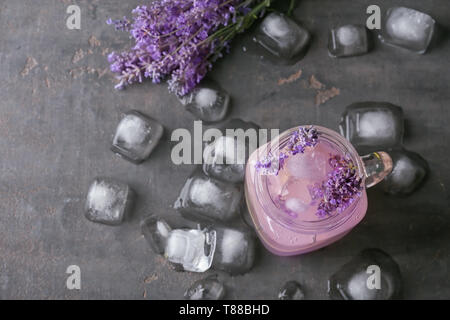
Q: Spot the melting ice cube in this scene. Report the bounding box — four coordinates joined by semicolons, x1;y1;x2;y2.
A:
328;248;402;300
339;102;404;153
184;275;225;300
141;217;216;273
212;227;256;275
379;7;435;53
174;170;243;222
383;149;428;195
278;281;305;300
111;110;163;164
165;228;216;273
85;177;134;225
255;12;310;63
179;81;230;123
329;24;369;57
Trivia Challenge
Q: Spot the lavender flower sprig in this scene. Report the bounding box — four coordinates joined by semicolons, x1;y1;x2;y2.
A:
255;152;288;175
107;0;274;96
255;126;319;175
310;155;362;218
287;126;319;155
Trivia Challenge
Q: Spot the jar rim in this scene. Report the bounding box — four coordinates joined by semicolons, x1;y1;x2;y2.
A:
254;125;365;234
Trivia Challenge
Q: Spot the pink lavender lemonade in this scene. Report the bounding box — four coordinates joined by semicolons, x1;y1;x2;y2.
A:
245;126;392;256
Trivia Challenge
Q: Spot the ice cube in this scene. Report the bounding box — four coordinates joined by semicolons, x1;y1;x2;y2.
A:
254;12;310;63
179;81;230;123
276;177;313;217
379;7;435;53
329;24;369;57
111;110;163;164
85;177;134;225
140;216;172;254
174;171;243;222
285;149;328;180
202;118;261;183
184;275;225;300
284;197;309;213
328;248;402;300
203;136;246;183
165;227;216;273
345;271;379;300
339;102;404;153
383;149;428;195
278;281;305;300
212;227;256;275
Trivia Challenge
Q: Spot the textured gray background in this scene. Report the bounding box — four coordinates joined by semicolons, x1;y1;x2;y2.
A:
0;0;449;299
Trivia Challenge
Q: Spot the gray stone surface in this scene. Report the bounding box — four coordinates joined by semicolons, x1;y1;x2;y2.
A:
0;0;449;299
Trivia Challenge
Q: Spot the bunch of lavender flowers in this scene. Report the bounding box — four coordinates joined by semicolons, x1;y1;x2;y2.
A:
107;0;275;96
255;126;319;175
311;155;362;218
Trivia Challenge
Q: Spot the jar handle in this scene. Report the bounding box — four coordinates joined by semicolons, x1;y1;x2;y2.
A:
361;152;393;188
